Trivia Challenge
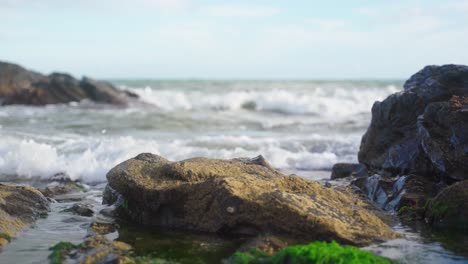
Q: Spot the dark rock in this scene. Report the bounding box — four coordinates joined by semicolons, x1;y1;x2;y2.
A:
0;61;46;100
64;203;94;217
0;183;50;248
351;174;437;214
397;175;438;214
103;153;399;246
331;163;368;180
0;61;138;106
359;64;468;182
426;180;468;231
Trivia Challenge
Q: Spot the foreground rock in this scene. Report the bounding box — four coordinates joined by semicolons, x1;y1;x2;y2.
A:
103;153;398;246
0;183;49;248
359;64;468;181
0;61;138;106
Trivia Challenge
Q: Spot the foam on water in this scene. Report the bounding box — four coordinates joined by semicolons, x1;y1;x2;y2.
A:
128;85;399;117
0;133;359;182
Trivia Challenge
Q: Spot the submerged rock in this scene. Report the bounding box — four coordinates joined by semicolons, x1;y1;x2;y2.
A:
64;203;94;217
359;64;468;181
426;180;468;231
0;183;49;248
0;61;138;106
40;174;87;198
103;153;398;246
49;236;134;264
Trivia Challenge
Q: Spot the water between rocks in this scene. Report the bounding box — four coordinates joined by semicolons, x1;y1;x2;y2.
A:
0;175;466;264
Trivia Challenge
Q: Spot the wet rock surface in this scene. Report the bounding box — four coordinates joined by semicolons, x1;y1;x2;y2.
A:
426;180;468;231
0;183;49;248
64;203;94;217
359;64;468;180
104;153;398;246
0;61;138;106
343;65;468;225
39;174;87;198
50;235;135;264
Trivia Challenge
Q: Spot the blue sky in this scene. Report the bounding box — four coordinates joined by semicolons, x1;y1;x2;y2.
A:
1;0;467;79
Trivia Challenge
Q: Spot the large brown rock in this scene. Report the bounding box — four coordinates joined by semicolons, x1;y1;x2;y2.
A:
359;64;468;182
0;61;138;106
103;153;398;246
0;183;50;248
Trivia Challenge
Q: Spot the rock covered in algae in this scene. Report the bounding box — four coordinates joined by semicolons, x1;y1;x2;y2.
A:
103;153;399;246
0;183;49;248
426;180;468;231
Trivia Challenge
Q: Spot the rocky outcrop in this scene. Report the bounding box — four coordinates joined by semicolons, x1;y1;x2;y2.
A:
359;64;468;182
346;65;468;226
0;61;138;106
103;153;398;246
426;180;468;230
0;184;50;248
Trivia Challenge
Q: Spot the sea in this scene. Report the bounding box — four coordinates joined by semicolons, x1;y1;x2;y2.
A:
1;80;467;264
0;79;401;182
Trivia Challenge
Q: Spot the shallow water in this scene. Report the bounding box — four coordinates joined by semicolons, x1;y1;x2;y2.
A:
0;184;467;264
1;80;467;263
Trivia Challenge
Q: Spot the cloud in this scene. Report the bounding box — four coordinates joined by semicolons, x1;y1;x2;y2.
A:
201;4;280;18
306;18;346;30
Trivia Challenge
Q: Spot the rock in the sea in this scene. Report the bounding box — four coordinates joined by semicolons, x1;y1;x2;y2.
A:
426;180;468;230
40;173;87;198
103;153;398;246
49;236;134;264
0;183;49;248
64;203;94;217
359;64;468;181
0;61;138;106
331;163;368;180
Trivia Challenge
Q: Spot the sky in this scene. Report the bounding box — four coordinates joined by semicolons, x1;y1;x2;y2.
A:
1;0;468;79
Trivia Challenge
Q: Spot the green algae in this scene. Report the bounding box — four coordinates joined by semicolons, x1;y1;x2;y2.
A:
0;232;12;242
229;241;393;264
48;241;77;264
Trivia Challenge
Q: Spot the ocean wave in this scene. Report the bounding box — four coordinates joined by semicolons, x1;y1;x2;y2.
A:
0;135;357;182
126;85;399;117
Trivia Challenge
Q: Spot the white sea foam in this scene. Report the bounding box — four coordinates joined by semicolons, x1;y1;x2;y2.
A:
0;134;357;182
128;85;399;117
